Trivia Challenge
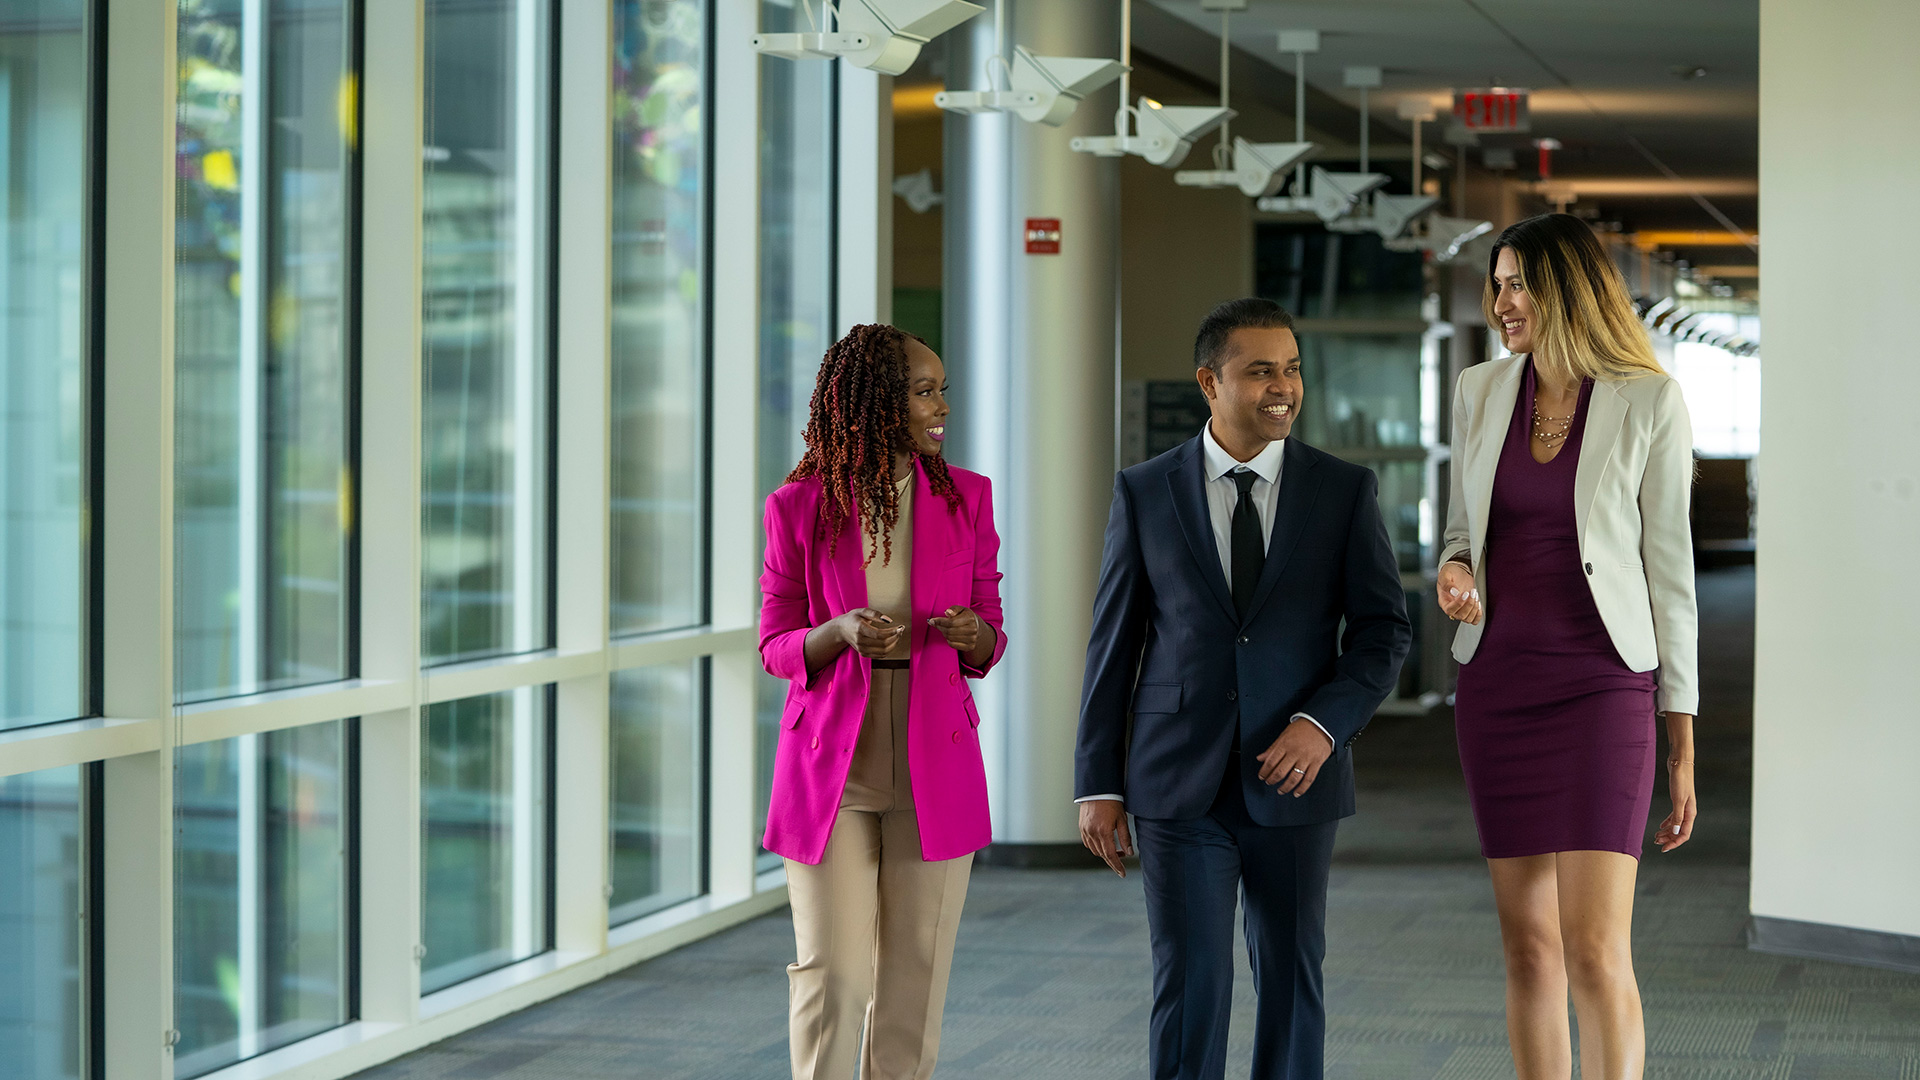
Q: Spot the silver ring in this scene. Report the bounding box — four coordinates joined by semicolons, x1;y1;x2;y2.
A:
1291;767;1306;775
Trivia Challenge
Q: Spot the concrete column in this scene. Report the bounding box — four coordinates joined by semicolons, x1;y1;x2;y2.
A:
944;0;1120;853
1749;0;1920;967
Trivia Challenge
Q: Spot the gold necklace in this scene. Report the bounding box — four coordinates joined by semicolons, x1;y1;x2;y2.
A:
1531;407;1574;444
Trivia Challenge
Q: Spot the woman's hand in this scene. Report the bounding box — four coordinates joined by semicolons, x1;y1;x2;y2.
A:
1655;759;1697;852
836;608;906;658
930;606;995;668
1655;761;1697;852
1656;714;1697;852
1437;560;1482;624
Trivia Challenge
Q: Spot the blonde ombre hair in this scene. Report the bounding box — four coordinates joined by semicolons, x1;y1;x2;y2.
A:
1483;213;1664;384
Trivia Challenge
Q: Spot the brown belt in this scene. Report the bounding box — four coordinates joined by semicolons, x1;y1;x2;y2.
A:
871;658;910;669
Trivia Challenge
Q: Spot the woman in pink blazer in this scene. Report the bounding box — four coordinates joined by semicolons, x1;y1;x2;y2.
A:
760;323;1006;1080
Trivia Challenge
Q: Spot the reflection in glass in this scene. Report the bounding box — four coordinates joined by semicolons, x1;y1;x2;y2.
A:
754;669;785;872
755;0;834;506
1295;334;1426;450
1254;223;1424;320
610;662;702;924
421;0;553;665
422;687;550;992
174;0;355;703
0;765;85;1080
173;722;348;1078
0;3;89;730
610;0;706;635
753;1;834;866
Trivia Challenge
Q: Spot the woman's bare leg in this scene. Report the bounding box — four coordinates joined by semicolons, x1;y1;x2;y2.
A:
1488;855;1573;1079
1555;850;1645;1080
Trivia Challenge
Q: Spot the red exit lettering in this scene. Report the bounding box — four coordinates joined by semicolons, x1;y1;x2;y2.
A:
1452;88;1530;133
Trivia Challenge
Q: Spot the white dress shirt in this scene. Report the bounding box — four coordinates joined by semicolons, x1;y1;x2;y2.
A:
1077;423;1333;807
1200;420;1284;582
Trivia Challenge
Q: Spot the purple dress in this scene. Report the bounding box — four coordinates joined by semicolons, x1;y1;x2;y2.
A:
1454;360;1658;859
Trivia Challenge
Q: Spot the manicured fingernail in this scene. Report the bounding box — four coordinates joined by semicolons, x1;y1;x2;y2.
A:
1448;588;1459;597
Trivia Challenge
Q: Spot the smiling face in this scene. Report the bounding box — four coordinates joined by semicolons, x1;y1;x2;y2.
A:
1196;326;1302;458
1491;246;1537;354
901;337;950;458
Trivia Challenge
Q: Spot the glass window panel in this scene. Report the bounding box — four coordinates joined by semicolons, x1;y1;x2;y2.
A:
609;662;701;924
422;687;550;992
0;765;85;1080
754;668;784;873
173;722;349;1078
1672;339;1761;457
421;0;554;666
174;0;355;703
610;0;706;635
0;2;90;730
1295;333;1426;451
752;1;833;867
1254;224;1424;320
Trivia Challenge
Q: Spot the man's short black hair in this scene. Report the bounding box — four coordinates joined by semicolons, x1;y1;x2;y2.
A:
1193;297;1295;372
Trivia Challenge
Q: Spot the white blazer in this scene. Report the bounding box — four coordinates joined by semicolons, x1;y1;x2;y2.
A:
1442;354;1699;715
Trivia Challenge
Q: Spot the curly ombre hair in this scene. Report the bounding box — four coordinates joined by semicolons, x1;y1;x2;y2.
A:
788;324;961;567
1483;213;1665;385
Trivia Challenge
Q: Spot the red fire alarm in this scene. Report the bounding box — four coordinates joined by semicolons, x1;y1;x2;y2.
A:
1025;218;1061;254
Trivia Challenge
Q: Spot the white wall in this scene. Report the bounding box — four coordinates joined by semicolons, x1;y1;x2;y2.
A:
1751;0;1920;937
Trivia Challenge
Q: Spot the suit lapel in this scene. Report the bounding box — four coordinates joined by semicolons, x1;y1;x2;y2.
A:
1245;439;1323;621
1466;356;1526;565
1167;439;1237;621
1574;380;1628;549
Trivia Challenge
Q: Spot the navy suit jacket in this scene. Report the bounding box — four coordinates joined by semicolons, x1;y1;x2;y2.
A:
1075;435;1413;825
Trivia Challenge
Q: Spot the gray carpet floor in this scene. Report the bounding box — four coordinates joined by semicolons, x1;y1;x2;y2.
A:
356;568;1920;1079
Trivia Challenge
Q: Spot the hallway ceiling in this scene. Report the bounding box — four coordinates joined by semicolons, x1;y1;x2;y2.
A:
1143;0;1758;272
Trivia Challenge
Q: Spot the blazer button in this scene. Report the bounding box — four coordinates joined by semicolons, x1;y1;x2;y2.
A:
1227;690;1238;702
951;731;962;743
1584;562;1594;575
948;672;958;685
1237;635;1249;645
809;736;819;750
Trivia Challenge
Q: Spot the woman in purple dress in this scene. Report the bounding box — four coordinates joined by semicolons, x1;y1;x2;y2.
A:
1438;214;1699;1080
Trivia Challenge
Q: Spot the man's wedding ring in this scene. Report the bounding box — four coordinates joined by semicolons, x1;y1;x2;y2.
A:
1291;767;1306;775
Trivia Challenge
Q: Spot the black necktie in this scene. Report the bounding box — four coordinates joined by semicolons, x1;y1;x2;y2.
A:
1230;469;1265;621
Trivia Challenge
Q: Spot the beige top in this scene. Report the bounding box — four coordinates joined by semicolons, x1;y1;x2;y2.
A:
861;473;913;660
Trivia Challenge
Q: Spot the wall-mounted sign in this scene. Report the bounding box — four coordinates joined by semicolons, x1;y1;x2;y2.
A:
1025;218;1061;254
1453;88;1530;133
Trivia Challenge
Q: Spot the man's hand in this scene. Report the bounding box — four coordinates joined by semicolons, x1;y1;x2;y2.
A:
1255;719;1334;797
1078;800;1133;877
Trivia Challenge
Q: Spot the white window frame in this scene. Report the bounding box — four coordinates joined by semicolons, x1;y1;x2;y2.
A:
9;2;794;1079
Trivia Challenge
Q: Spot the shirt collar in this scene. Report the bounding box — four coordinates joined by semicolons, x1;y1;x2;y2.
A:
1201;421;1285;484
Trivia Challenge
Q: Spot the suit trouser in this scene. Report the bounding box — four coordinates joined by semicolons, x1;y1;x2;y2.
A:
1133;761;1340;1080
785;666;974;1080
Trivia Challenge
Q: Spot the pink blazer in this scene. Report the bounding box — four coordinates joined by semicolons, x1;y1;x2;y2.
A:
759;462;1007;864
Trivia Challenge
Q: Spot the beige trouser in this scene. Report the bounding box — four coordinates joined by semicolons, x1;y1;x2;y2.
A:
785;666;974;1080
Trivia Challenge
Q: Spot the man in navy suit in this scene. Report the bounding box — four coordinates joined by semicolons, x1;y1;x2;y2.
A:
1076;298;1412;1080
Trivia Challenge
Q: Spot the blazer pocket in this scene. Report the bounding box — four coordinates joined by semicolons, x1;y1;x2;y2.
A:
944;548;974;569
962;697;980;729
1131;682;1182;714
784;704;805;730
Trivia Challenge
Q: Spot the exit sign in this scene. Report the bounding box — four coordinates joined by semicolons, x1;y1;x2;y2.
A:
1025;218;1061;254
1453;88;1530;132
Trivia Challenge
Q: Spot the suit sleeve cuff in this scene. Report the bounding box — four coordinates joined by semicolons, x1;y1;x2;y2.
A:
1290;713;1335;749
1074;794;1124;803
